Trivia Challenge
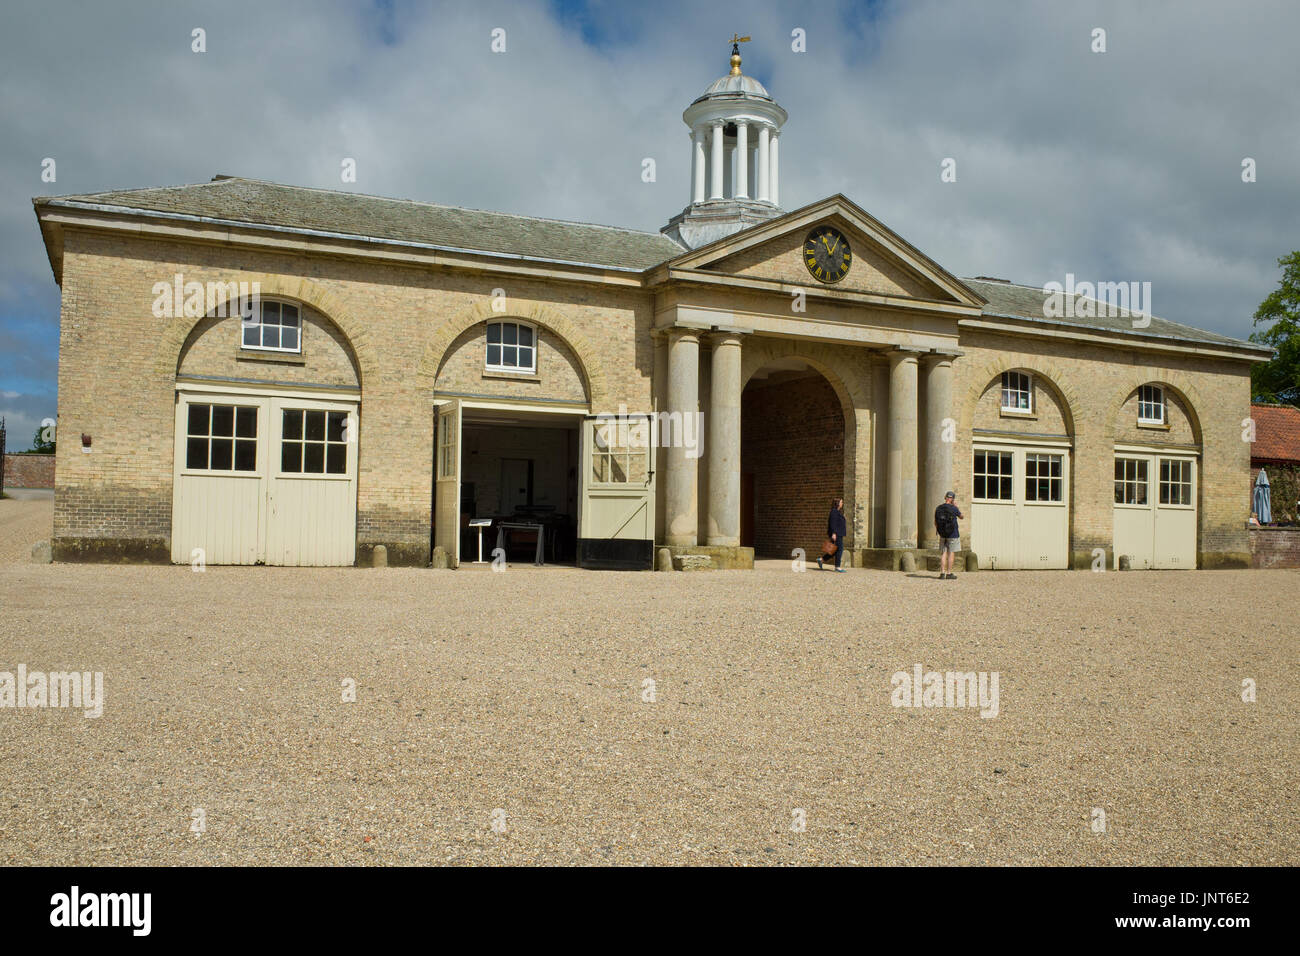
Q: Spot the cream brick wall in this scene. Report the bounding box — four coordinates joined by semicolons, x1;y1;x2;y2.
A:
972;375;1070;436
48;224;1255;569
52;227;652;565
177;307;361;388
954;329;1253;568
435;324;587;405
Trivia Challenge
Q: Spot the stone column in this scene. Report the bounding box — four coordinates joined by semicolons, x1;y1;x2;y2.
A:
706;331;743;547
691;128;706;205
665;328;701;547
756;125;770;201
886;348;921;549
709;122;724;200
734;121;749;199
769;132;780;206
921;351;957;548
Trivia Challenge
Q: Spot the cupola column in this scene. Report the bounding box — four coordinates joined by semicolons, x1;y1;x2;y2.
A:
691;128;707;204
756;124;770;201
769;131;780;207
734;120;749;199
709;121;724;200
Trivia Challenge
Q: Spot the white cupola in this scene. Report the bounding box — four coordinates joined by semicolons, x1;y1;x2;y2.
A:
662;38;789;250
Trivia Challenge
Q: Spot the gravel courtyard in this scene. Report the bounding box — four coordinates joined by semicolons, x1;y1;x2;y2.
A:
0;497;1295;865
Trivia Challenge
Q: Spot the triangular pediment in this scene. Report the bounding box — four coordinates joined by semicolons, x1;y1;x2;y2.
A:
664;195;985;308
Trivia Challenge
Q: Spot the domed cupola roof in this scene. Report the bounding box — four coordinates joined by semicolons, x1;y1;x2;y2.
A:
695;70;772;102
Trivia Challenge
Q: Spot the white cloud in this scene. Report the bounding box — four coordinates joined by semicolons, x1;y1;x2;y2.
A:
0;0;1295;356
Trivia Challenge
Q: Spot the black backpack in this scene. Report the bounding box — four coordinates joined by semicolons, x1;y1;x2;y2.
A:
935;505;957;538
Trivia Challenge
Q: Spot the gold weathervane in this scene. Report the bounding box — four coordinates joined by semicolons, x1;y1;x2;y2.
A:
729;34;750;75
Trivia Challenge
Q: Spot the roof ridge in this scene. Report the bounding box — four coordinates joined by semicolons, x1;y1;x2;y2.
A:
38;177;243;203
188;177;679;241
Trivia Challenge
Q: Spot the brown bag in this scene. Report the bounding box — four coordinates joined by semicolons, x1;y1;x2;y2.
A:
821;537;838;556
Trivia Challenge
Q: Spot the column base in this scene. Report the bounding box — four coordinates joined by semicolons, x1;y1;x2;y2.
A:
854;547;927;571
664;545;754;570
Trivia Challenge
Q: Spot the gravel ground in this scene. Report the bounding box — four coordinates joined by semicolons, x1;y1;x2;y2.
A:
0;492;53;565
0;496;1295;866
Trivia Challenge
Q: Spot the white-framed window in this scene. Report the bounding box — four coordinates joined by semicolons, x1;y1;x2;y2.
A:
438;411;456;479
186;403;258;472
1000;371;1032;413
1024;453;1063;502
1159;458;1193;506
280;408;348;475
486;321;536;373
973;449;1014;501
1137;384;1165;425
243;300;302;353
1114;457;1149;505
592;418;650;485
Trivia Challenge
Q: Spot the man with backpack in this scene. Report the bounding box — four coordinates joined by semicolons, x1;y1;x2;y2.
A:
934;491;964;580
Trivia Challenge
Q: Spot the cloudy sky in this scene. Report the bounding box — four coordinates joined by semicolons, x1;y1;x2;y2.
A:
1;0;1295;448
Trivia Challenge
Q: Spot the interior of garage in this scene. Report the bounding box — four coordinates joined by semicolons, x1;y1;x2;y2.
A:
740;363;846;558
457;412;580;564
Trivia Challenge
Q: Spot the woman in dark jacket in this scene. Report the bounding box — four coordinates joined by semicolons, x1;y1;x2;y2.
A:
820;496;847;572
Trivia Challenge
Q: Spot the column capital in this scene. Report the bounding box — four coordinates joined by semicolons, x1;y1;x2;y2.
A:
889;346;925;363
667;323;708;340
927;347;965;359
711;325;751;338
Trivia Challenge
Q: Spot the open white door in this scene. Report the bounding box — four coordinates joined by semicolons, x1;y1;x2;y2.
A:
578;413;655;570
435;400;462;568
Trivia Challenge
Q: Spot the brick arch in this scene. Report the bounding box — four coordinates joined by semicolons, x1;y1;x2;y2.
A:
740;338;869;420
155;274;374;384
418;299;606;407
740;337;869;547
1106;373;1205;445
958;355;1081;438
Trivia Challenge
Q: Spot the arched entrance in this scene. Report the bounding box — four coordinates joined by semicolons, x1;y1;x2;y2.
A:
170;295;362;566
740;359;847;558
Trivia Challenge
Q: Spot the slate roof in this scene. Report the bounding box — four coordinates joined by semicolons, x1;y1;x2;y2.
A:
35;177;685;271
33;177;1267;355
1250;403;1300;463
962;277;1266;353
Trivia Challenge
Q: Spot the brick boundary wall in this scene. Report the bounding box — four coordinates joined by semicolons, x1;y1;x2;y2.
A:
1249;527;1300;569
3;454;55;489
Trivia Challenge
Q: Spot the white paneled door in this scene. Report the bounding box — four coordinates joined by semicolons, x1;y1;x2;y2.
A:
969;443;1070;570
1112;453;1197;569
172;390;358;566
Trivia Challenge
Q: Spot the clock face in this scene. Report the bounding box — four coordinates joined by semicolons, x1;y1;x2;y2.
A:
803;226;852;283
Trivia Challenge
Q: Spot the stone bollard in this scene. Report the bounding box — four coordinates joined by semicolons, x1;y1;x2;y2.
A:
372;545;387;568
31;540;53;564
1118;554;1131;571
899;552;917;572
431;546;449;569
656;547;673;572
964;552;980;572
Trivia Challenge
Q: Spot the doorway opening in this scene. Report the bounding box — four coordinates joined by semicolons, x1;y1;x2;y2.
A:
740;361;846;558
458;410;580;564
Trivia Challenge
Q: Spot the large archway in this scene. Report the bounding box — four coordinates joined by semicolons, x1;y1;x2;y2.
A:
740;359;847;558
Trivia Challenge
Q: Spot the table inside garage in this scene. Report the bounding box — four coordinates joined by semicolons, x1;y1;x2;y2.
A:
495;521;545;566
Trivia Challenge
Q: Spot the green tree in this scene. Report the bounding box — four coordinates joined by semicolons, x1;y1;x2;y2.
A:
30;423;55;454
1250;251;1300;404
